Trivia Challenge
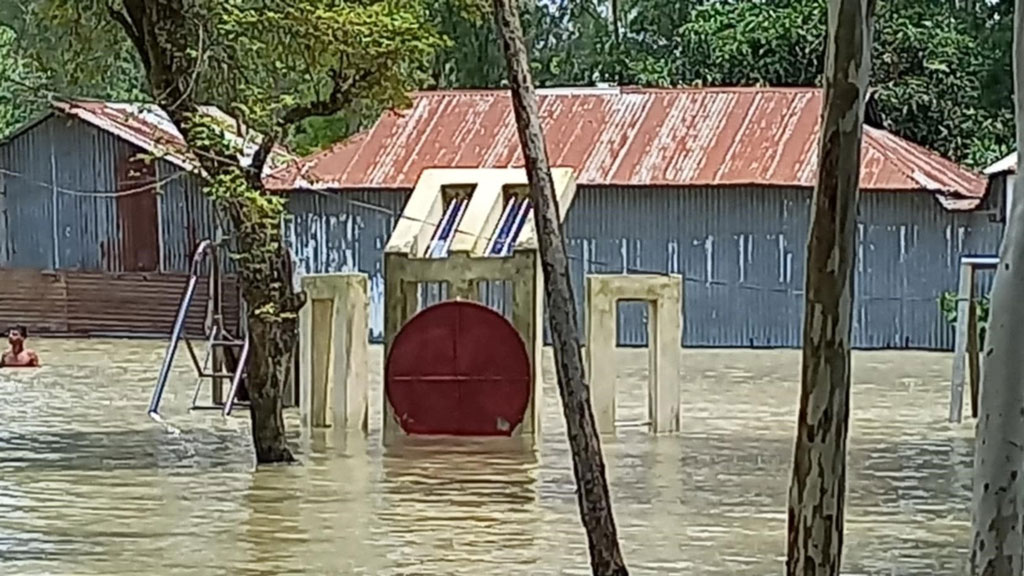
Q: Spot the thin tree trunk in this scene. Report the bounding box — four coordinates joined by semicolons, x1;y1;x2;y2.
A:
969;0;1024;571
786;0;874;572
492;2;628;575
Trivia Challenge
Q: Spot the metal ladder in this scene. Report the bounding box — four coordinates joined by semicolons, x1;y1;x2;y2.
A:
148;240;249;421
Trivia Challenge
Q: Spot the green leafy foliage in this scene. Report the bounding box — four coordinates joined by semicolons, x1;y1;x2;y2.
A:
669;0;1012;168
0;0;1015;165
0;2;148;138
940;290;991;346
0;26;40;136
2;0;446;148
436;0;1014;169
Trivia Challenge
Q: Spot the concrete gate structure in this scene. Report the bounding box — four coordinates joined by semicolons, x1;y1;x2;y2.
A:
382;167;578;443
948;255;997;423
298;273;370;432
586;274;683;434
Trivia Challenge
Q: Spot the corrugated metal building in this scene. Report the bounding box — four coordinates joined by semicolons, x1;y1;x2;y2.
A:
1;88;1002;348
0;100;291;334
268;86;1003;349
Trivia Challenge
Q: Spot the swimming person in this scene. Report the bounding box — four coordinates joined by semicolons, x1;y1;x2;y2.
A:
1;325;40;368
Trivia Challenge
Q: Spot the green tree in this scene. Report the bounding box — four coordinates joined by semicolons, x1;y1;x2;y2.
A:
0;3;148;137
16;0;444;464
0;26;39;137
6;0;1013;165
426;0;1013;169
673;0;1012;167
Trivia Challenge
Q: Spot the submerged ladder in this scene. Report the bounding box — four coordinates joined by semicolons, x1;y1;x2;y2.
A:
148;240;250;421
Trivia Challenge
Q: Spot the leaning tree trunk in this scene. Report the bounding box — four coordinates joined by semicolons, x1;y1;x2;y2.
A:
969;0;1024;572
786;0;874;572
492;1;629;575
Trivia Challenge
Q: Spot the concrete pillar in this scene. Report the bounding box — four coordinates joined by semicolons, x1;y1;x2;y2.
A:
587;279;618;434
586;274;683;434
299;273;370;432
950;260;982;423
649;284;682;434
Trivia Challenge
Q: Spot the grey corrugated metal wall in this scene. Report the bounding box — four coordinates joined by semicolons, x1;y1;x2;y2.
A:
1;116;59;268
157;162;234;273
0;115;213;273
282;185;1003;350
565;186;1002;349
285;189;408;341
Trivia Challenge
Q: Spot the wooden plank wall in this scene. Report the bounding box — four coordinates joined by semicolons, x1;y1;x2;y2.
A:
0;269;241;337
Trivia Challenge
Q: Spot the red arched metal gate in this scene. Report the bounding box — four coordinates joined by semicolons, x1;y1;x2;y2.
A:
385;301;531;436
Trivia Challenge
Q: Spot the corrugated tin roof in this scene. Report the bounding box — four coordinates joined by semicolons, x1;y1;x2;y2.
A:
984;151;1016;175
49;99;296;175
267;87;985;210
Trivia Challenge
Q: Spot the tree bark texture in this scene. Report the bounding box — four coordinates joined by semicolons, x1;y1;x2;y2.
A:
969;0;1024;572
109;1;299;464
246;307;298;464
492;1;629;575
786;0;874;572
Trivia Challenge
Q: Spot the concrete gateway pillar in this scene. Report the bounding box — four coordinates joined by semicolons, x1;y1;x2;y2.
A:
298;273;370;432
586;274;683;434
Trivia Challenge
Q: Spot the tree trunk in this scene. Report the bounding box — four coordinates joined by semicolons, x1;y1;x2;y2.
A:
786;0;874;572
246;312;296;464
173;117;302;466
969;0;1024;571
492;2;628;575
105;0;304;466
225;213;302;466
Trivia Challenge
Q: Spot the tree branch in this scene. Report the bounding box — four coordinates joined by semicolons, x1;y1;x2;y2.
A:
278;68;375;127
246;132;279;188
107;2;151;73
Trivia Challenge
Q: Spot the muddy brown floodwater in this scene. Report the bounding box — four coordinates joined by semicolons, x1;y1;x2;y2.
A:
0;338;974;575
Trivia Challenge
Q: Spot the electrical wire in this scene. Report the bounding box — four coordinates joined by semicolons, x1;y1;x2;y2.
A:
0;166;188;198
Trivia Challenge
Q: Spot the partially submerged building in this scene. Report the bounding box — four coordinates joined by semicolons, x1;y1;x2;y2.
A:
268;86;999;349
1;87;1000;348
0;99;292;334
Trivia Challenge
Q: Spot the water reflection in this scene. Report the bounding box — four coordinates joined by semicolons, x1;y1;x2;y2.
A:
376;438;542;574
0;340;976;575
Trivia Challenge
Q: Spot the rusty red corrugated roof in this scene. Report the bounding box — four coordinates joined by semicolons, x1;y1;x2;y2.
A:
266;86;985;209
51;99;296;175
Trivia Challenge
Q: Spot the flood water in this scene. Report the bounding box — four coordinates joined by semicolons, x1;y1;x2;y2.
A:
0;338;975;575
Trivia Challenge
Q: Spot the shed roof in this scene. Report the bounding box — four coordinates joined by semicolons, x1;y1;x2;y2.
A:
38;99;296;175
267;87;985;210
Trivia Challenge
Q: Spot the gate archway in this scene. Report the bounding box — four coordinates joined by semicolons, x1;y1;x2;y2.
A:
385;301;531;436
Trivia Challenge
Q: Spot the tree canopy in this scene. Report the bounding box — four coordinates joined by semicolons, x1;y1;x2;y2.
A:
0;0;1014;169
1;0;447;156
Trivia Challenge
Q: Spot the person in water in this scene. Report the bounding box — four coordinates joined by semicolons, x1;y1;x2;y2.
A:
1;325;40;368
